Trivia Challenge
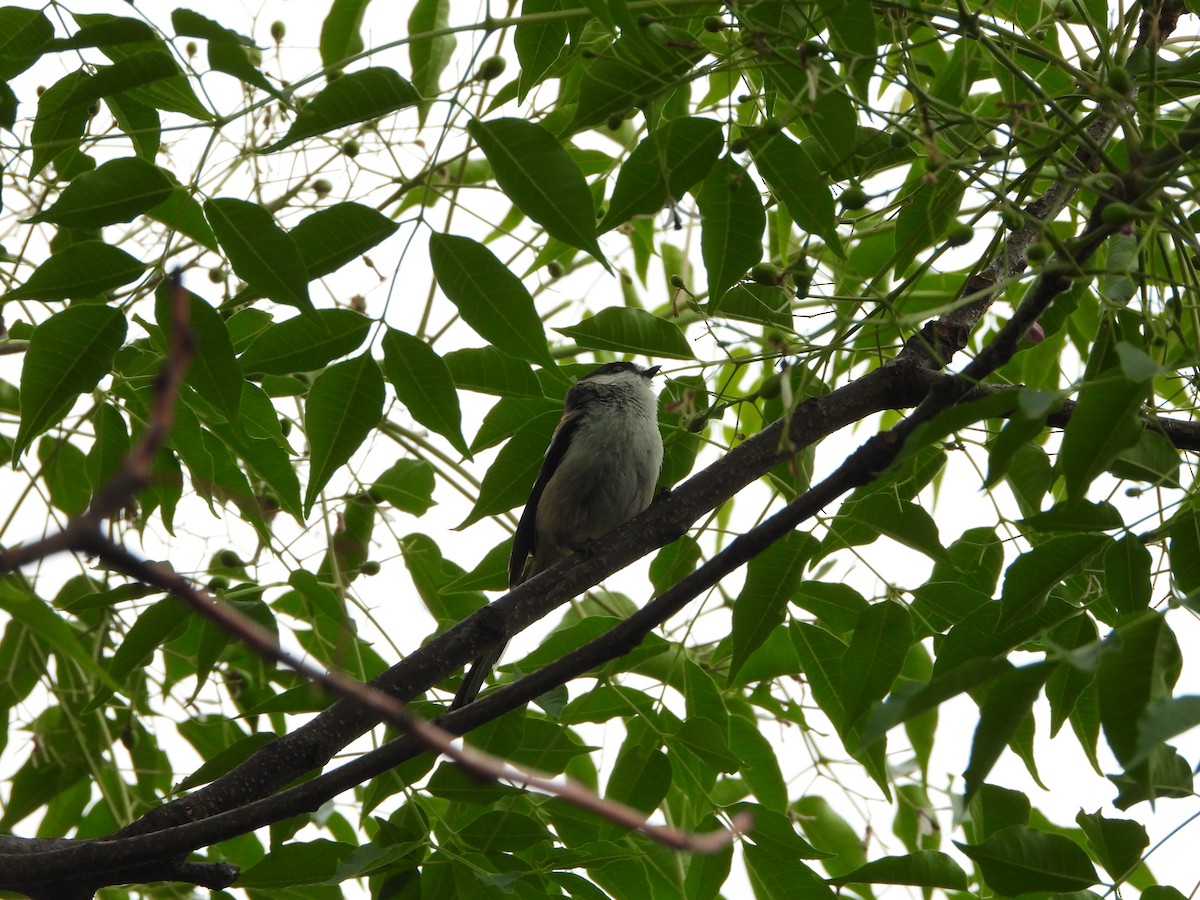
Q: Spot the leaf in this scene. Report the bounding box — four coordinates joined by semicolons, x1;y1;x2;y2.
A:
262;68;418;152
697;156;766;306
469;117;606;266
998;533;1108;626
892;168;966;275
155;283;243;425
62;49;209;120
2;241;145;303
238;309;371;375
458;411;560;528
790;623;847;728
14;304;127;457
443;346;544;397
408;0;454;122
752;133;841;255
1105;534;1152;614
838;602;913;728
29;71;92;177
204;198;311;312
1075;810;1148;882
101;597;189;698
38;438;90;515
1098;612;1180;769
289;202;399;280
599;116;724;231
963;662;1053;804
0;7;53;80
822;493;949;563
380;328;468;456
428;233;554;367
555;307;694;360
515;0;567;101
1107;428;1181;488
830;851;968;889
956;825;1099;895
1059;342;1154;501
372;459;436;516
729;532;816;679
303;354;385;516
1019;499;1123;533
319;0;371;68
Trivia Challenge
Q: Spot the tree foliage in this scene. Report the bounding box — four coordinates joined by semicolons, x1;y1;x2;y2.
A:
0;0;1199;897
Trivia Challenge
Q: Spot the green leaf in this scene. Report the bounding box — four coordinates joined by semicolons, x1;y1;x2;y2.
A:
408;0;454;122
790;622;847;728
599;116;724;232
752;133;841;255
469;117;606;266
303;354;385;516
87;403;130;489
29;71;92;177
262;68;418;152
1059;342;1154;501
515;0;567;101
1107;428;1181;488
1075;810;1148;882
443;346;544;397
458;411;560;528
14;304;127;457
204;198;311;312
3;241;145;303
1105;534;1152;614
697;156;766;306
555;307;694;359
0;7;53;80
37;438;91;515
0;579;119;692
830;851;968;889
381;328;468;456
606;727;670;813
428;233;554;367
147;184;216;250
238;309;370;375
1019;499;1123;533
730;714;788;812
963;662;1053;804
290;202;399;280
893;169;966;275
62;48;209;120
815;0;876;98
102;596;189;697
998;533;1108;626
822;493;949;563
319;0;371;68
956;825;1099;895
240;840;355;887
372;459;436;516
156;284;243;425
793;795;867;875
729;532;815;679
838;602;913;728
1098;612;1180;769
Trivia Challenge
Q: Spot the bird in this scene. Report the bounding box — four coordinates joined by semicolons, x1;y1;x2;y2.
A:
450;361;664;710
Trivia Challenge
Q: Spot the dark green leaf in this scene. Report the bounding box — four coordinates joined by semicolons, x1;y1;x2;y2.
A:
1105;535;1152;614
290;202;399;280
839;602;913;728
0;580;118;691
1020;500;1123;533
238;309;370;375
37;438;91;515
0;7;52;80
469;117;606;266
1108;428;1181;488
205;198;311;312
156;284;243;424
555;307;694;359
29;71;92;177
606;728;670;813
239;840;354;887
429;233;554;367
893;169;966;275
698;156;766;305
793;795;867;875
515;0;567;101
319;0;371;68
381;328;468;455
963;662;1053;804
408;0;454;122
830;851;968;889
263;68;419;152
14;304;127;457
458;411;559;528
864;658;1014;746
730;532;815;679
63;50;208;120
372;459;436;516
443;346;544;397
599;116;724;231
148;183;216;250
790;622;847;729
956;825;1099;894
822;493;949;563
753;133;841;254
1098;612;1180;769
1076;810;1148;882
4;241;144;303
998;533;1108;626
303;354;385;515
1059;342;1154;501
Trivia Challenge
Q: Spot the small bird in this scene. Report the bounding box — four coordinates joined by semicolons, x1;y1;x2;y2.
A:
450;361;664;710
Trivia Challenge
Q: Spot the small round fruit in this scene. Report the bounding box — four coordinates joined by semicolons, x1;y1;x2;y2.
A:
840;186;868;210
476;55;506;81
360;561;381;576
1101;202;1133;226
750;262;782;285
946;223;974;247
218;550;241;568
703;16;726;32
271;20;286;43
342;139;360;158
1107;66;1131;95
313;178;332;197
759;375;782;399
1026;241;1051;262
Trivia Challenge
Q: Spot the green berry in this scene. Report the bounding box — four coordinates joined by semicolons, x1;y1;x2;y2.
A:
476;55;506;81
313;178;332;197
360;561;381;576
1107;66;1131;94
759;375;782;399
703;16;726;32
342;139;360;158
750;262;782;285
1101;202;1133;226
1002;208;1024;230
1026;241;1051;262
840;186;868;210
217;549;241;568
271;20;286;43
946;224;974;247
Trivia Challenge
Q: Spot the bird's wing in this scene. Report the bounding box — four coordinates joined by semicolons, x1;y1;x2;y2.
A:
509;408;582;587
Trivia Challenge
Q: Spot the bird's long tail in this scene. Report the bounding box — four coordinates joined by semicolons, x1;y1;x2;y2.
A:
450;641;507;710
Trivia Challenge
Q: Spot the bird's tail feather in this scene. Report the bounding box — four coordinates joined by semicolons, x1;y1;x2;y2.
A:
449;642;507;710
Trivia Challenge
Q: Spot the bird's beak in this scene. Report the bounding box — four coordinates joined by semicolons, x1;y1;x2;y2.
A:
644;365;662;378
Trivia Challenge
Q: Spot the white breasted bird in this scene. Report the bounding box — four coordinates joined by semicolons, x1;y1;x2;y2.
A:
450;361;664;710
